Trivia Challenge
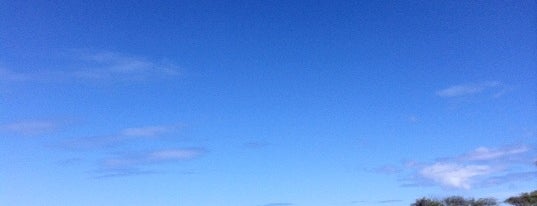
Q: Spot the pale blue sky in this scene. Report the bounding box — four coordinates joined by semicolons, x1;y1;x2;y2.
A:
1;1;536;205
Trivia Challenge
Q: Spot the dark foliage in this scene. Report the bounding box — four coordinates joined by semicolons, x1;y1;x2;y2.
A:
471;198;498;206
443;196;467;206
411;197;443;206
504;190;537;206
411;196;498;206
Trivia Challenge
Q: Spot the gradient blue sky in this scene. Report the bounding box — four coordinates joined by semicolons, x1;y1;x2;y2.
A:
1;1;536;205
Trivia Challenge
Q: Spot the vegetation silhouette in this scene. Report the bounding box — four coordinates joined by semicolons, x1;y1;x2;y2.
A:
411;196;497;206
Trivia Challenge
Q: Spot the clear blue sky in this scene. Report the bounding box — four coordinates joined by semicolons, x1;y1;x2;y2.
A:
1;1;536;205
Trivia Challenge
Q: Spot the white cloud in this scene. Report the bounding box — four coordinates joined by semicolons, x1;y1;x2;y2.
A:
436;81;500;97
0;120;58;135
420;163;493;189
397;145;534;189
463;146;529;161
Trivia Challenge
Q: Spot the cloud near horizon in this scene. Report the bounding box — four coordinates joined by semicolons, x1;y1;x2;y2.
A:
419;163;493;189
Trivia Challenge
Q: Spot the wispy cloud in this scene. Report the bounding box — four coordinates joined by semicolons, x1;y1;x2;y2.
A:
419;163;493;189
0;51;179;84
103;148;204;169
394;145;534;189
120;125;172;137
92;168;160;179
73;51;179;81
60;124;178;149
378;199;403;203
461;146;529;161
0;120;59;135
436;81;501;97
371;165;402;175
56;158;85;166
92;148;205;178
0;67;34;82
243;141;270;149
60;135;125;150
51;123;200;178
481;171;537;187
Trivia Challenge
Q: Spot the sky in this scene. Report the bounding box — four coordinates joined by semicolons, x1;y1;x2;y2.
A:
1;1;536;205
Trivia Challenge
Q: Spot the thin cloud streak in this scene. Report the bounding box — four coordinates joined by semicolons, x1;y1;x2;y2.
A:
120;125;173;137
102;148;205;169
74;51;179;81
93;148;205;178
60;135;125;150
481;171;537;186
56;158;85;166
0;51;179;84
462;146;529;161
0;120;59;135
92;168;159;179
243;141;270;149
378;199;403;203
436;81;500;97
371;165;402;175
0;68;35;82
59;124;178;150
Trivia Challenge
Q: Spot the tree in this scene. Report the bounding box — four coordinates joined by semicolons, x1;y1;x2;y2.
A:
472;198;498;206
411;196;498;206
505;190;537;206
442;196;497;206
411;197;443;206
504;160;537;205
443;196;467;206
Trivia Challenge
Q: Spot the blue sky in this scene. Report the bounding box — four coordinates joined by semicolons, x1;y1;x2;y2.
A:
1;1;536;205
